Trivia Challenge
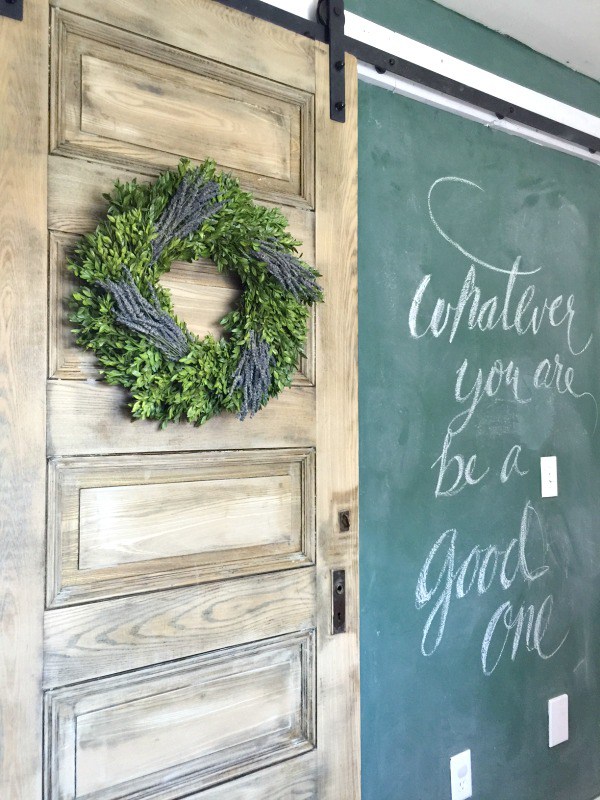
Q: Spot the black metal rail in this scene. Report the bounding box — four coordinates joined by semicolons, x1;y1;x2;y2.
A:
216;0;600;153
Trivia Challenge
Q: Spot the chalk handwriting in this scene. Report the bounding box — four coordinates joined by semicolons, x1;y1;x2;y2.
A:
415;501;568;675
410;175;586;674
409;261;592;357
431;351;597;497
413;176;597;497
500;445;528;483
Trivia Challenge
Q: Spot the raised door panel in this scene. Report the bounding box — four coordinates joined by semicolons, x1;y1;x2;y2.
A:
51;11;314;207
45;633;315;800
195;753;318;800
47;449;315;605
51;0;316;95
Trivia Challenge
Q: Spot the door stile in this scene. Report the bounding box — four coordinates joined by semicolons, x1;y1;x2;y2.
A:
0;0;48;797
315;46;360;798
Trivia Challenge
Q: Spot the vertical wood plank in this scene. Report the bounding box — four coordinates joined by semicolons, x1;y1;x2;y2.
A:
315;49;361;799
0;1;47;797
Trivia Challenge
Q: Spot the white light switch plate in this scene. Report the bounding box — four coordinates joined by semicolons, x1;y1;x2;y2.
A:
549;694;569;747
540;456;558;498
450;749;472;800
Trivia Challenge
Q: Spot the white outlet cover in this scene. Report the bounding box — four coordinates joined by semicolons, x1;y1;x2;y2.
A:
549;694;569;747
540;456;558;498
450;749;472;800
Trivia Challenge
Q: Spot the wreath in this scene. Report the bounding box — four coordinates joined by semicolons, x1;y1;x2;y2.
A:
69;159;322;426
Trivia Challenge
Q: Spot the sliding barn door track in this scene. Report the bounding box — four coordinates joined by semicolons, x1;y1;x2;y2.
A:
4;0;597;151
217;0;600;153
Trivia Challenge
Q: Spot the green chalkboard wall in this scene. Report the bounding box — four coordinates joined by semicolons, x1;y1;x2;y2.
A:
358;82;600;800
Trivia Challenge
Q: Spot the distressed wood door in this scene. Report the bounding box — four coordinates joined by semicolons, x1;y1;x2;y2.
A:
0;1;359;798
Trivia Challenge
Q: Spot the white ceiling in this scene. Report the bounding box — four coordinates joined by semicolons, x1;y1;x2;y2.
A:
434;0;600;83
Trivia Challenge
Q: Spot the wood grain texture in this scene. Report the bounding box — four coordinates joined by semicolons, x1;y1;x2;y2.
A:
80;53;293;180
78;475;295;567
51;10;314;206
0;2;47;798
48;449;315;604
193;752;317;800
48;230;97;379
161;261;242;342
50;0;316;93
314;49;361;799
45;632;315;800
47;381;316;455
48;155;316;248
44;569;316;686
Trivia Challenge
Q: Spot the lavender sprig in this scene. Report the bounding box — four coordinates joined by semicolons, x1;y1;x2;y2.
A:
98;267;190;361
230;331;274;420
256;240;322;302
151;173;225;264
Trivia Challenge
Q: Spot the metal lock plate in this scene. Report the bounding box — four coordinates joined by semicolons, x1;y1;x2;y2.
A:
332;569;346;634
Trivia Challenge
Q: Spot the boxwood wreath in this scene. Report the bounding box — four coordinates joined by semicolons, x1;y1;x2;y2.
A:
69;158;322;426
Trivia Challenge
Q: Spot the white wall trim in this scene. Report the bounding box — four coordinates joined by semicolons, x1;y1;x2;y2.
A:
263;0;600;164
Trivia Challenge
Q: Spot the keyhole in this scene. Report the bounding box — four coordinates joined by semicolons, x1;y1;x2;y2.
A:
338;510;350;532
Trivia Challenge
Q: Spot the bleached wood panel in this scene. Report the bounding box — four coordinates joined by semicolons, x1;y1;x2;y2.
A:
48;231;97;380
43;570;316;687
44;632;315;800
80;52;291;180
47;381;315;456
161;261;241;341
50;11;314;207
50;0;316;94
78;475;294;568
195;752;317;800
48;450;315;605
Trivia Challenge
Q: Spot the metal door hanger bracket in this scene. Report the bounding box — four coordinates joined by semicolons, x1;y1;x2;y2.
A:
318;0;346;123
1;0;23;21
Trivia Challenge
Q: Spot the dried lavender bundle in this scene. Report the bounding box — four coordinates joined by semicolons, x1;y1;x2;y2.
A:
256;241;322;302
230;330;274;420
151;173;225;264
98;268;190;361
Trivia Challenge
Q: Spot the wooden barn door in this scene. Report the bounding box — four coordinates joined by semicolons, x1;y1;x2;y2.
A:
0;1;359;798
